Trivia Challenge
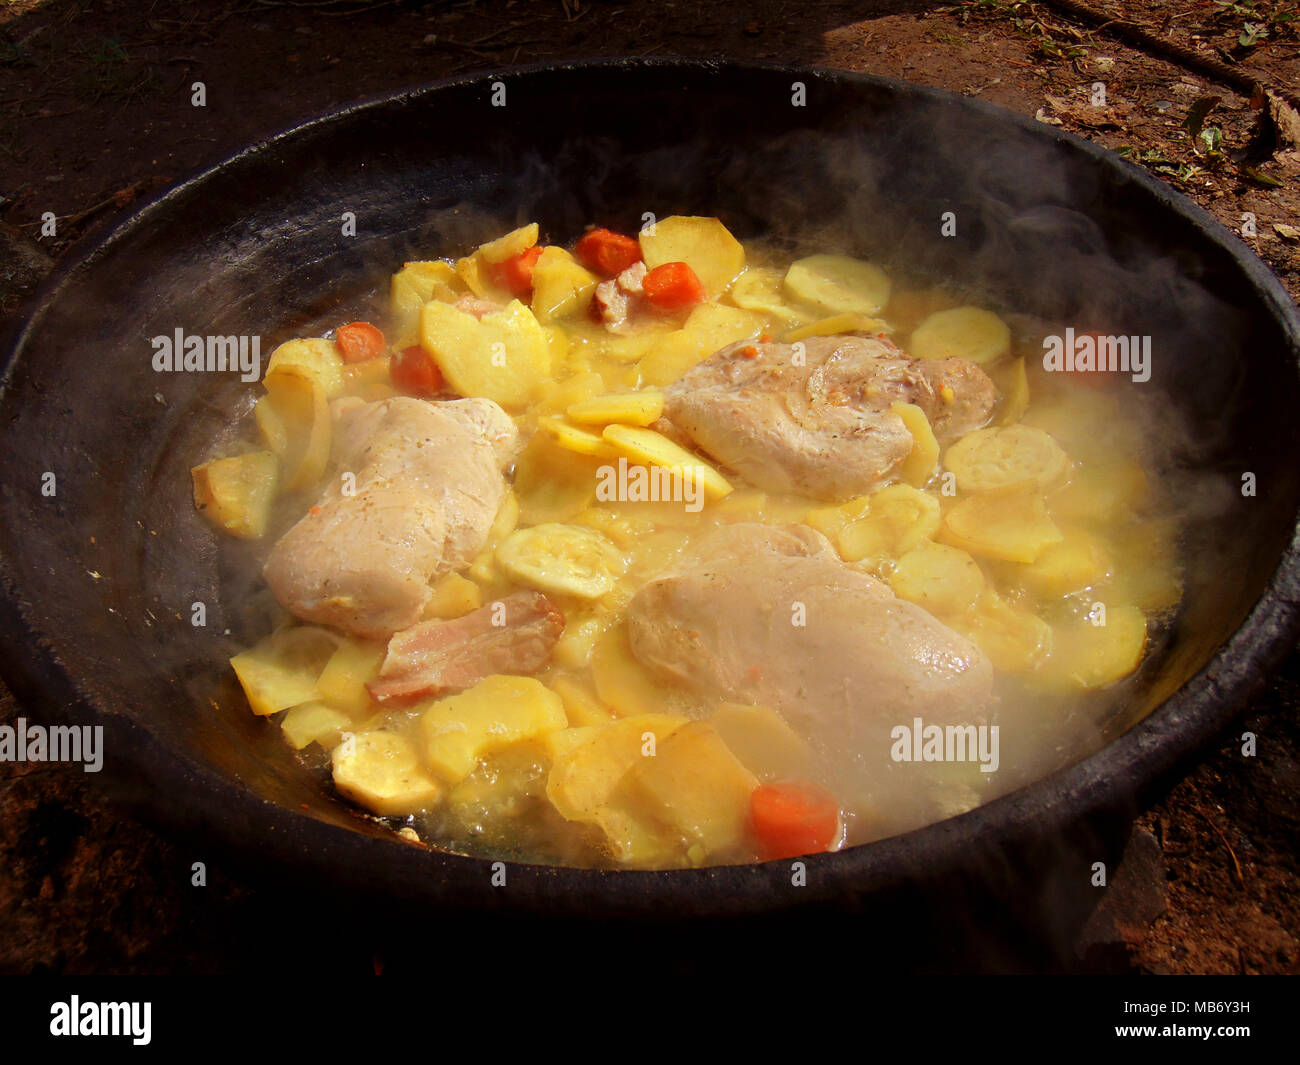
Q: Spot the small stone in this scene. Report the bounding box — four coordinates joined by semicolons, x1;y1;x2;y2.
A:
1274;223;1300;242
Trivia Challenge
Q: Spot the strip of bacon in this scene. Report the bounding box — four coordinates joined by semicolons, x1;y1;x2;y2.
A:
367;590;565;705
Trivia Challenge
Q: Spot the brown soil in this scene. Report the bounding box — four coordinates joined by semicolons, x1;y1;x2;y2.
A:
1;0;1297;973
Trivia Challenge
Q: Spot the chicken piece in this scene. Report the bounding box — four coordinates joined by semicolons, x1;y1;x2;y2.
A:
593;261;650;334
367;590;564;704
627;524;995;796
663;334;997;500
264;396;519;638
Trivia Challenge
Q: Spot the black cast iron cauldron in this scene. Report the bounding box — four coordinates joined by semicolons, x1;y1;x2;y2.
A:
1;60;1298;941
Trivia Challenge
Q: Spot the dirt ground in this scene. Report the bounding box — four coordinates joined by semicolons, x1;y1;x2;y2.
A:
0;0;1297;974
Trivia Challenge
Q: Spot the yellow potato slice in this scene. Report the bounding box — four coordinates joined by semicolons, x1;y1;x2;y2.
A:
995;357;1030;426
191;450;278;539
534;369;606;415
420;298;552;410
728;266;806;323
944;425;1069;493
638;303;765;386
709;702;815;781
835;484;941;563
601;424;733;501
1017;527;1113;598
477;222;539;263
590;624;678;718
422;572;483;620
949;593;1053;673
231;626;342;717
550;674;616;727
530;246;599;322
638;215;746;295
942;489;1063;563
909;306;1010;365
264;338;345;398
545;713;688;864
513;435;603;525
314;637;386;714
495;522;625;600
538;416;619;459
262;366;331;491
419;674;567;786
567;390;665;427
545;714;686;820
281;701;352;751
1048;460;1149;524
891;401;940;487
390;260;463;329
783;254;891;315
784;312;891;342
615;722;759;860
1042;605;1148;690
888;542;985;615
332;730;442;816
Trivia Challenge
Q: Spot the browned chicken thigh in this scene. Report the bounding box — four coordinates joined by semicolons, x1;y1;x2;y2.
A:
663;334;998;500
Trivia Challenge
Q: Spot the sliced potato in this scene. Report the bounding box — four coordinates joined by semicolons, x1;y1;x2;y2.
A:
262;366;331;491
944;425;1069;494
638;215;746;295
910;306;1010;365
783;254;890;316
567;390;665;427
729;266;806;323
638;303;765;386
942;489;1063;563
496;522;625;600
889;542;985;615
192;450;278;538
231;625;341;717
785;311;890;342
834;484;941;563
534;369;606;415
1042;605;1148;690
419;674;567;786
1017;527;1112;598
545;713;688;863
615;722;758;859
264;338;345;398
590;624;674;718
891;401;940;487
995;357;1030;426
253;395;289;457
538;416;620;459
422;572;483;620
477;222;539;263
530;246;599;322
314;637;386;714
949;593;1053;673
390;260;462;330
550;673;616;727
1049;460;1148;525
420;298;552;410
512;434;603;525
332;730;442;816
281;701;352;751
710;702;815;781
601;424;733;501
